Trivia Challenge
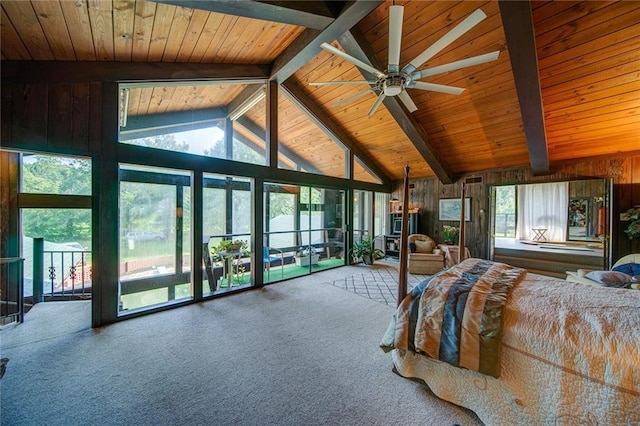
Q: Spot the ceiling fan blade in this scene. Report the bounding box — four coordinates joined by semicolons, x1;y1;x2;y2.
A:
397;91;418;113
402;8;488;74
388;5;404;73
411;51;500;80
368;93;387;116
310;80;377;86
320;42;386;79
410;81;465;95
333;89;376;108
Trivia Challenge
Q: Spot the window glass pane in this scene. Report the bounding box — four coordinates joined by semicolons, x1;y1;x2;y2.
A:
119;83;267;166
21;209;92;298
495;186;516;238
264;184;344;283
277;93;346;178
21;154;91;195
119;165;192;313
122;126;226;158
202;173;254;295
354;156;381;184
232;92;267;166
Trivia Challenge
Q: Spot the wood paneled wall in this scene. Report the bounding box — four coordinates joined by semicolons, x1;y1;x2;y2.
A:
392;157;640;261
1;82;103;155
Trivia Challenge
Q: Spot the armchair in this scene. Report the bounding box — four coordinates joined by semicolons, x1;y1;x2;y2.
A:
407;234;445;275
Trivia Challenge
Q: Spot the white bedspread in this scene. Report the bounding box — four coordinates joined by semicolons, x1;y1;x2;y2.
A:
391;269;640;424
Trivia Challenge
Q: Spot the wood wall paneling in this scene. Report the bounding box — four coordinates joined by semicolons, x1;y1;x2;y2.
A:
392;156;640;262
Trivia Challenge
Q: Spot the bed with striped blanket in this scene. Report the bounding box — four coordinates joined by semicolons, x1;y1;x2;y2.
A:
381;258;640;425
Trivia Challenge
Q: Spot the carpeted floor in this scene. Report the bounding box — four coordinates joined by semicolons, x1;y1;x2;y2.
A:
0;265;481;426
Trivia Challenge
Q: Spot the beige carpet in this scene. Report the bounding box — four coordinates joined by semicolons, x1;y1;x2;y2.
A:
1;269;481;426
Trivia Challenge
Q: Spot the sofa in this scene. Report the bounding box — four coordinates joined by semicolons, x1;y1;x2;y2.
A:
407;234;445;275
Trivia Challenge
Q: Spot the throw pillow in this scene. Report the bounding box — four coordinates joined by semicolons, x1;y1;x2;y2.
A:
585;270;633;288
409;242;416;253
414;239;435;253
612;262;640;277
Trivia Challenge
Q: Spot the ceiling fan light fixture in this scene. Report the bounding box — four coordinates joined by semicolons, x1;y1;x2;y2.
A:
383;76;404;96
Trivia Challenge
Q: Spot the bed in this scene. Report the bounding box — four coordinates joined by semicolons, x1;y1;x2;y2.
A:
381;258;640;425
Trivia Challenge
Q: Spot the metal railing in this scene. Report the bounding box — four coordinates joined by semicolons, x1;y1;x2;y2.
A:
33;238;92;301
0;257;24;323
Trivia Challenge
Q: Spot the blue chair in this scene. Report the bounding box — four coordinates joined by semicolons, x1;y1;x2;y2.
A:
263;246;284;280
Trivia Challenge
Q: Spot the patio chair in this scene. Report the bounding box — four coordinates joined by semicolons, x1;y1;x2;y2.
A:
263;246;284;280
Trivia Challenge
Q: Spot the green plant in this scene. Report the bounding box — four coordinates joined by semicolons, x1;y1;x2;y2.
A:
443;225;459;243
214;239;247;254
623;206;640;240
350;238;383;265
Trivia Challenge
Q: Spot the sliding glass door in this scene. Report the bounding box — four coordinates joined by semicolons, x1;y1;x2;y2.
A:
263;183;345;282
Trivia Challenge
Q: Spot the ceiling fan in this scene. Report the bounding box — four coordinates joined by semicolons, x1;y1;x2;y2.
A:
310;5;500;116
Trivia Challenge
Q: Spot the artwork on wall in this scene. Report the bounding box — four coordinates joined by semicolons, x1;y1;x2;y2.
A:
439;198;471;221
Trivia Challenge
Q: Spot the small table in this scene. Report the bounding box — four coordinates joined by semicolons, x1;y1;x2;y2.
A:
531;227;548;241
438;244;471;268
220;250;242;288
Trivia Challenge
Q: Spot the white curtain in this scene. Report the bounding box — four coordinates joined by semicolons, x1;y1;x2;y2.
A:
516;182;568;242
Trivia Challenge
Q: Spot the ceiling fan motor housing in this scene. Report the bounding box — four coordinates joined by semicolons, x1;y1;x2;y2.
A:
383;75;405;96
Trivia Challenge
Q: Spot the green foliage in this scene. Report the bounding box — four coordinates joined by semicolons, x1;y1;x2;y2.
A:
21;155;92;244
350;238;383;265
623;206;640;240
495;185;516;214
443;225;459;242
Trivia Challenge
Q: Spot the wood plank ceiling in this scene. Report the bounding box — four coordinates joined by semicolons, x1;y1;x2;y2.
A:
1;0;639;183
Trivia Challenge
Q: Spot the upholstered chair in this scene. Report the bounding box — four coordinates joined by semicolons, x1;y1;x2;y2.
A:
407;234;445;275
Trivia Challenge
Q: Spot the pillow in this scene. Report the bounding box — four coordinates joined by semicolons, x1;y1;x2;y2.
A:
585;270;632;288
612;262;640;277
414;239;435;253
408;242;416;253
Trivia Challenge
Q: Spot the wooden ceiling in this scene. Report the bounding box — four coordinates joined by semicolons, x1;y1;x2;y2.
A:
1;0;639;183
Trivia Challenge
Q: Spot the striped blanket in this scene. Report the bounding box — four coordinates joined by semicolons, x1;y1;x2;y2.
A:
381;258;526;377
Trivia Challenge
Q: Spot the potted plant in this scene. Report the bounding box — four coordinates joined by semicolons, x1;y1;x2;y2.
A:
623;206;640;240
295;247;320;267
215;239;247;254
442;225;459;245
350;238;383;265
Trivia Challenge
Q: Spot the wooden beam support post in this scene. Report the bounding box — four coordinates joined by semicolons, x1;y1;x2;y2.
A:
270;1;383;83
498;0;550;175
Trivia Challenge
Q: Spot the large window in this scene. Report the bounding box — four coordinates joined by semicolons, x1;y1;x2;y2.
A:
118;164;192;314
118;82;267;166
19;154;92;299
202;173;254;295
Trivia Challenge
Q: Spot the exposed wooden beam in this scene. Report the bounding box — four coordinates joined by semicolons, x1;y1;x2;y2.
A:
281;80;391;185
271;0;383;83
498;0;550;176
1;61;270;84
339;29;456;185
226;85;266;119
153;0;337;30
120;108;227;140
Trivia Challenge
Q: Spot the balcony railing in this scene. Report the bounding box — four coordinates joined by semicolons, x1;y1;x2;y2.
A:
33;238;92;300
0;257;24;323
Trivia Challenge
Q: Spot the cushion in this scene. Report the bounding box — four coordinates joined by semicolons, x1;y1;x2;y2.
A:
612;262;640;277
585;270;633;288
409;242;416;253
414;239;435;254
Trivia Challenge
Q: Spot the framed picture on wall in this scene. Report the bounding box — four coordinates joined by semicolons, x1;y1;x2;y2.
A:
439;198;471;221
